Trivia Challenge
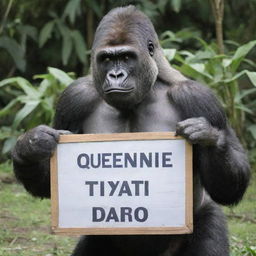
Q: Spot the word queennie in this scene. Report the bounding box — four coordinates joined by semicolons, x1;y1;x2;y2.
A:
77;151;173;169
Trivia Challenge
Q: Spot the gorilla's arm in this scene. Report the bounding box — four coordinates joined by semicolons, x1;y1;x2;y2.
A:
170;80;250;205
12;126;70;198
53;76;99;131
12;76;99;198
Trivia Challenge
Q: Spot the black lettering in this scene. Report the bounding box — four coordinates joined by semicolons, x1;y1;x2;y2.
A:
102;153;112;168
108;181;119;196
92;207;105;222
131;180;144;196
118;181;132;196
124;153;137;168
134;207;148;222
120;207;132;222
77;153;90;169
140;153;152;167
144;181;149;196
162;152;173;167
91;153;101;168
85;181;98;196
106;207;119;222
100;181;104;196
155;152;159;167
113;153;123;168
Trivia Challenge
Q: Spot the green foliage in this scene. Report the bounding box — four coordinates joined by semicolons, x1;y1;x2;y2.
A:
0;36;26;72
0;68;74;156
1;0;256;78
0;164;77;255
38;12;88;66
162;33;256;153
231;237;256;256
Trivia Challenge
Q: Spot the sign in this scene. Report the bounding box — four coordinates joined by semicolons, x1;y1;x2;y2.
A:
50;132;193;235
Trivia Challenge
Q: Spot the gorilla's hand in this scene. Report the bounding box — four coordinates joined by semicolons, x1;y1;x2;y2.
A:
176;117;225;147
13;125;71;164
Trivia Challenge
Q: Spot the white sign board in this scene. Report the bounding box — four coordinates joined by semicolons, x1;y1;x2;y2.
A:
50;132;193;235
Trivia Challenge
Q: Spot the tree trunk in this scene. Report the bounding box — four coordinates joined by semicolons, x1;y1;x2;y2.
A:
210;0;225;54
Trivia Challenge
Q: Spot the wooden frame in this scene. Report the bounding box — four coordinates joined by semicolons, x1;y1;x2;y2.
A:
50;132;193;235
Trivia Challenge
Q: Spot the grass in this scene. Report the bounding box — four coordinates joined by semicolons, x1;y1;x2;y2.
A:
0;162;77;256
0;161;255;256
223;166;256;256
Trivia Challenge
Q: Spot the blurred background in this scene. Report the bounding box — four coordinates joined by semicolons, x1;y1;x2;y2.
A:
0;0;255;255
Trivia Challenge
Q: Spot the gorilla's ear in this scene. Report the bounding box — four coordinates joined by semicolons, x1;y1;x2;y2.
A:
154;46;187;85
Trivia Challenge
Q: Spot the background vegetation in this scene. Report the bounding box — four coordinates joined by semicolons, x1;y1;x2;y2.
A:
0;0;255;255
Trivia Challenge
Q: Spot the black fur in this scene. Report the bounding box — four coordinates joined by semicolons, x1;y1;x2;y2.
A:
170;80;250;205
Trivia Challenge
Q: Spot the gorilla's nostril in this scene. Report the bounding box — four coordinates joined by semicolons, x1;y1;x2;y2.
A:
116;72;124;78
108;70;126;80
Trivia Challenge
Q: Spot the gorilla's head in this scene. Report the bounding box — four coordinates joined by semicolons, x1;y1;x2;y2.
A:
91;6;160;109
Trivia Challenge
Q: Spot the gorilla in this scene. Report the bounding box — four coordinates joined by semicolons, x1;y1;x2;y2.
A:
12;5;250;256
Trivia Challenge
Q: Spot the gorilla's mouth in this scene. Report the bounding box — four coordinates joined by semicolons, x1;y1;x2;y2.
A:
104;87;134;94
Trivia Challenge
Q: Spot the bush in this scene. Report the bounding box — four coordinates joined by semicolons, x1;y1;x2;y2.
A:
162;33;256;161
0;67;74;159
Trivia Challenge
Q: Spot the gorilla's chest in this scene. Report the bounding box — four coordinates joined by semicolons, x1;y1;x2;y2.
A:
82;88;180;134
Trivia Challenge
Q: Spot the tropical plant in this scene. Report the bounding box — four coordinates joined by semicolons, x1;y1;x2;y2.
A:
162;33;256;154
0;67;74;156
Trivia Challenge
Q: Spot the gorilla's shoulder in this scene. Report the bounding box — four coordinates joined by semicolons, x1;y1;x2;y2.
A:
168;79;227;129
57;75;99;106
62;75;96;97
169;79;213;98
54;75;100;131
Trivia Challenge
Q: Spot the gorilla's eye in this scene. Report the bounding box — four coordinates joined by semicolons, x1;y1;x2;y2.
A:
124;55;129;61
148;41;154;56
104;57;111;62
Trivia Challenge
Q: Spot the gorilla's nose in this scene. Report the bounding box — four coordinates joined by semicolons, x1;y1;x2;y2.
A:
107;70;127;84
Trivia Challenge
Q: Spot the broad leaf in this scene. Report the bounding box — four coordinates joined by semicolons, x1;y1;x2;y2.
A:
48;67;74;86
178;63;212;81
62;33;73;65
222;70;246;84
13;101;40;129
39;21;55;47
179;50;195;58
0;98;19;117
38;78;52;95
0;77;39;98
163;49;176;62
0;36;26;71
63;0;81;24
157;0;168;13
231;40;256;72
56;20;69;37
235;105;253;114
248;125;256;140
171;0;182;12
2;137;17;154
190;63;205;74
246;71;256;87
72;30;87;64
17;25;38;41
235;88;256;101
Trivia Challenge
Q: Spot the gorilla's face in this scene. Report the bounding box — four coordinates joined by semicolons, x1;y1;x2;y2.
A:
93;41;158;109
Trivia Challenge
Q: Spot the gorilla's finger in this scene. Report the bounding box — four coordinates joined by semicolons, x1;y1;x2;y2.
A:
188;131;208;142
176;118;205;130
183;125;203;136
37;125;60;141
58;130;72;135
